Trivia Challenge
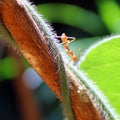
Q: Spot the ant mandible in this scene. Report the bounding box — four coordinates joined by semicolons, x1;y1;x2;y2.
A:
55;33;77;62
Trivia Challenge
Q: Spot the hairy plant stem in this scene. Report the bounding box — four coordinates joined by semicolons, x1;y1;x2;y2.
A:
0;0;74;120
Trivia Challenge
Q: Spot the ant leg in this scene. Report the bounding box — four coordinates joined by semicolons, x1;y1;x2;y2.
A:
76;48;82;62
68;37;76;44
78;48;82;57
58;41;68;47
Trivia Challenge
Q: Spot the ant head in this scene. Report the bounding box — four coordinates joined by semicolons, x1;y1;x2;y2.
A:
62;33;66;36
61;33;68;43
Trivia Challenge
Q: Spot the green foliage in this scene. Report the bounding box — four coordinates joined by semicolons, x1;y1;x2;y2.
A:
79;36;120;118
0;57;20;80
37;3;107;35
97;0;120;33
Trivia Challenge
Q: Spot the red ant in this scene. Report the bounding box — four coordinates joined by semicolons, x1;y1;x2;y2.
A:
55;33;78;62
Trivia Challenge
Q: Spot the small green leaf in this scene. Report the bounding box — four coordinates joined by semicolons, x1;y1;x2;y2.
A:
79;35;120;118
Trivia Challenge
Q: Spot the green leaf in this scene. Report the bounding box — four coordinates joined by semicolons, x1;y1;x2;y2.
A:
79;35;120;118
0;57;20;80
37;3;107;35
97;1;120;33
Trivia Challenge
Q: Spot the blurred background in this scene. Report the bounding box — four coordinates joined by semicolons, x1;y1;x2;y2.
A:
0;0;120;120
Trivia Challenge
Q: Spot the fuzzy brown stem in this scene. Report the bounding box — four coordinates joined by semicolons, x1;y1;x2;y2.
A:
0;0;102;120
